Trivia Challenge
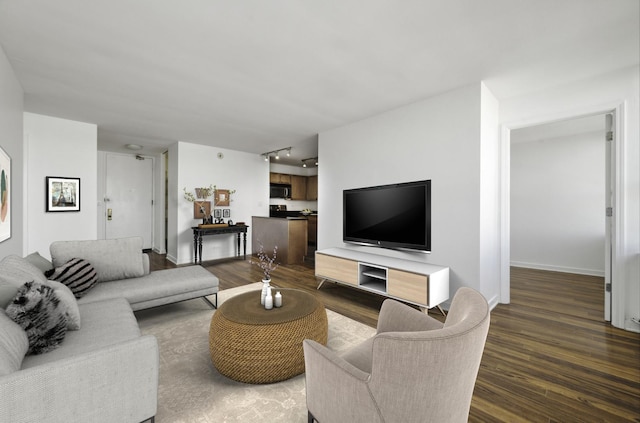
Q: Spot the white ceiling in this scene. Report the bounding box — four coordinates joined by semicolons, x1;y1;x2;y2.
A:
0;1;638;165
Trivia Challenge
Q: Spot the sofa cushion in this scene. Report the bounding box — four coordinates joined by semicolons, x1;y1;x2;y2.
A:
0;255;49;308
24;251;53;274
6;281;68;355
0;309;28;376
50;237;145;282
21;297;141;369
46;258;98;299
76;265;219;310
45;280;81;330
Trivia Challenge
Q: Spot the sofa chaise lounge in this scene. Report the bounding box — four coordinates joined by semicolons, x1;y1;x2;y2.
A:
0;237;219;423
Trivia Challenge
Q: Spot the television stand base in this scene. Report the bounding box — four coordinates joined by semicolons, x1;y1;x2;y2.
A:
315;247;449;313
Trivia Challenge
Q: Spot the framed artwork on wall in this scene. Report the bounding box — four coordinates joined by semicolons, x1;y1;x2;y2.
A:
46;176;81;212
215;189;230;207
223;209;231;218
0;146;11;243
193;201;211;219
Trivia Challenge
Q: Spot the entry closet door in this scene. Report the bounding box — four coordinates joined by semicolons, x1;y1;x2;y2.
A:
104;153;153;249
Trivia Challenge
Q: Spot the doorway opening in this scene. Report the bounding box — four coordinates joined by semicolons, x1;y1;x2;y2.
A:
507;111;613;321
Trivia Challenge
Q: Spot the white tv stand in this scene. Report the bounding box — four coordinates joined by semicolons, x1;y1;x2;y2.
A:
315;248;449;313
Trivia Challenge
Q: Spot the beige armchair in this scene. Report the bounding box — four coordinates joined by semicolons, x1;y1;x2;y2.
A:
303;287;490;423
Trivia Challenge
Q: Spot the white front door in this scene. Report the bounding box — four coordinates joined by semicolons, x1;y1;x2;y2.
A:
104;154;153;249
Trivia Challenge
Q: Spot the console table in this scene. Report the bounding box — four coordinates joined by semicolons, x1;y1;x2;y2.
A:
315;248;449;314
192;225;248;264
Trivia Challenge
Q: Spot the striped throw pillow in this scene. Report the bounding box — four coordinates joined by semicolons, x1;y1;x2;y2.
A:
45;258;98;298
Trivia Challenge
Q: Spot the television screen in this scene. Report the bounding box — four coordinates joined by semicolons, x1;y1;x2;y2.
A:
343;180;431;252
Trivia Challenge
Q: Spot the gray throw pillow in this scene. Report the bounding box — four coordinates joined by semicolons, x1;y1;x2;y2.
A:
0;309;29;375
24;251;54;274
0;279;19;309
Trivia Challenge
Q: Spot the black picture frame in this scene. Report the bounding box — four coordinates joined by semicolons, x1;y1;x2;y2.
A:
223;209;231;218
46;176;81;212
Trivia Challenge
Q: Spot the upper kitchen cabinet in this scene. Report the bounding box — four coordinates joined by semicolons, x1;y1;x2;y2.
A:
290;175;307;200
306;175;318;200
270;172;291;184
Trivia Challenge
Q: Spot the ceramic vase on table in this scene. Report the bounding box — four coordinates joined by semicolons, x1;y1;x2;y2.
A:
260;279;271;305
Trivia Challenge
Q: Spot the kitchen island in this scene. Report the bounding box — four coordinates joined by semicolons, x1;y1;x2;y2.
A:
252;216;308;264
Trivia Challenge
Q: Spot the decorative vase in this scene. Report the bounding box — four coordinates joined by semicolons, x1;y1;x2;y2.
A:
265;287;273;310
261;278;271;305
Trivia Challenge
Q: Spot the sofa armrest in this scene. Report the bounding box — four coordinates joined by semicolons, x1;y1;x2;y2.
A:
376;299;443;334
0;335;158;423
303;339;383;423
142;252;150;275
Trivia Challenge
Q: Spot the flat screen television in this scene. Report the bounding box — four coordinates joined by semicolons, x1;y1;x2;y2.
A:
343;180;431;253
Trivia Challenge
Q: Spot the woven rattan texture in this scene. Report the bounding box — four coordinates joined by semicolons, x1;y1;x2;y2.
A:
209;292;328;384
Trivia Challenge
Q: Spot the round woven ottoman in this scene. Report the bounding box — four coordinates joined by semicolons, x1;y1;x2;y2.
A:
209;288;328;384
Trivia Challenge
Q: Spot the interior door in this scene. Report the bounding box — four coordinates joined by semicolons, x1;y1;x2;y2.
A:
604;113;614;321
105;154;153;249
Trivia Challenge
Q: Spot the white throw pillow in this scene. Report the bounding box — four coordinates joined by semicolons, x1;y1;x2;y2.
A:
45;280;81;330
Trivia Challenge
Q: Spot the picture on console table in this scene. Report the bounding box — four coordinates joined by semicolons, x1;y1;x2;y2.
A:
46;176;80;212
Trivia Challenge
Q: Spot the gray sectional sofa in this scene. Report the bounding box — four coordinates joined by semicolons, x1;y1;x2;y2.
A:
0;237;219;423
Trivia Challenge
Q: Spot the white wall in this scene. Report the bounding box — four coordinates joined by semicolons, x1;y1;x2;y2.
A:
318;82;502;308
479;83;501;296
23;113;97;259
0;44;24;258
168;142;268;264
500;65;639;332
511;131;605;275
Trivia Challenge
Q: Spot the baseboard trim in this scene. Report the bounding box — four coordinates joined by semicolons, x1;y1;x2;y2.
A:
510;261;604;277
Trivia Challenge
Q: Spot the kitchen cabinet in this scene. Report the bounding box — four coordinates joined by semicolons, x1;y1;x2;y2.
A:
270;173;291;184
252;217;308;264
290;175;307;200
306;175;318;200
307;215;317;245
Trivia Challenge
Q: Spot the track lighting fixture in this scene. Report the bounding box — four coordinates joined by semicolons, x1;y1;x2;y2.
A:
301;157;318;167
260;147;292;162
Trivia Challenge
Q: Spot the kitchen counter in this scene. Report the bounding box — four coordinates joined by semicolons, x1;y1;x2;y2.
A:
251;217;308;264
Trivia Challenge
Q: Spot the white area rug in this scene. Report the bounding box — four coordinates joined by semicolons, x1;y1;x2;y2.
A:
136;283;376;423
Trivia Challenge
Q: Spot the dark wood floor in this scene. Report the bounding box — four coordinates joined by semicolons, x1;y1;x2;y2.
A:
150;253;640;422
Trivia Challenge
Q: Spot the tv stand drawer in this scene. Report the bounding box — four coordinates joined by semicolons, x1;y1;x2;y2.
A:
388;269;428;304
316;253;358;286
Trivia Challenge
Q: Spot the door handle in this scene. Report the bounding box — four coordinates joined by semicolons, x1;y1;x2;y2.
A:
107;208;113;220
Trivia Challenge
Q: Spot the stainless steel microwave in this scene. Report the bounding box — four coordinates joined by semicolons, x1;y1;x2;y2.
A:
270;184;291;199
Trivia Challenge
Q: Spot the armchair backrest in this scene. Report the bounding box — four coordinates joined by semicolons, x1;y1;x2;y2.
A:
368;287;490;423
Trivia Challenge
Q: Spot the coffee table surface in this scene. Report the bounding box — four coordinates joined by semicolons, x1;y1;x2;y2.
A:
218;289;320;324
